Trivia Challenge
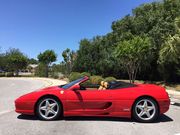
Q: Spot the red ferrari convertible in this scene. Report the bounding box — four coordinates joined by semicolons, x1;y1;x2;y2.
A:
15;76;170;122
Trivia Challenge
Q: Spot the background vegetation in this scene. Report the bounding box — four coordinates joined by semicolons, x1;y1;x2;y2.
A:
0;0;179;83
73;0;180;83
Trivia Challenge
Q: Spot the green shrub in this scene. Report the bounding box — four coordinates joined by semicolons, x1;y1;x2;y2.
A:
80;72;91;85
35;63;46;77
81;80;91;86
19;74;34;77
50;72;58;79
90;75;103;84
52;74;59;79
104;77;116;82
69;72;83;81
5;72;14;77
0;73;5;77
81;72;91;77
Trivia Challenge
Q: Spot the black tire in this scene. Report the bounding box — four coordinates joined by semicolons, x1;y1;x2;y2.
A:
133;97;159;123
36;97;62;121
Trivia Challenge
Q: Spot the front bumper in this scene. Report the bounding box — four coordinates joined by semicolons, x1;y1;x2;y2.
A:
15;99;35;115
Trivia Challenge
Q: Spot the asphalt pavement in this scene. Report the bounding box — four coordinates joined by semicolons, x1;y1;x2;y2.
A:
0;78;180;135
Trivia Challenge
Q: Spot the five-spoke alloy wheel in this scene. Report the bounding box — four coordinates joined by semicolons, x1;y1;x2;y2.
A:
36;97;61;120
133;97;159;122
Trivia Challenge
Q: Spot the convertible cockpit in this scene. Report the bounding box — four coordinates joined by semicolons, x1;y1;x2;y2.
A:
80;79;137;90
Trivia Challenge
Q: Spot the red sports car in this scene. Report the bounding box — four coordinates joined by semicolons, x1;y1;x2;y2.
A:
15;76;170;122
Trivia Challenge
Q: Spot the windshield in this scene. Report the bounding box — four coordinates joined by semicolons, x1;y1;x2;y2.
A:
61;77;85;89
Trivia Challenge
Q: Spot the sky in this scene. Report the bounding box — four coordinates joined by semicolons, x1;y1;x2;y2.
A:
0;0;156;62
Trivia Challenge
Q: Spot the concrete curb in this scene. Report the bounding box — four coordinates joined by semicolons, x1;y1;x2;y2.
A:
0;77;67;88
36;77;67;88
166;89;180;96
166;89;180;100
166;89;180;104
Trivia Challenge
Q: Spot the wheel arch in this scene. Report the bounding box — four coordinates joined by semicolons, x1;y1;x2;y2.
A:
34;94;64;116
131;95;160;118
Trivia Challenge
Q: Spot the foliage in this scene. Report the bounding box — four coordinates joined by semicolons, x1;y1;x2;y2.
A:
73;0;180;82
0;73;5;77
0;53;7;71
62;48;76;75
50;63;66;79
90;75;103;84
158;35;180;64
51;73;59;79
69;72;83;81
6;48;28;76
114;36;152;83
5;72;14;77
35;63;46;77
81;72;91;77
1;0;180;83
104;77;116;82
69;72;115;85
27;58;38;64
38;50;57;65
69;72;91;85
158;17;180;81
37;50;57;77
73;38;102;75
19;74;34;77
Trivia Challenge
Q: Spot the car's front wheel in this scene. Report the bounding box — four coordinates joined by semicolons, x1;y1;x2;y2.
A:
133;97;159;122
36;97;61;120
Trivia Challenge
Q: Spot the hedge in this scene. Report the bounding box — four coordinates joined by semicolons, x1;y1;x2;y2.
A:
104;77;116;82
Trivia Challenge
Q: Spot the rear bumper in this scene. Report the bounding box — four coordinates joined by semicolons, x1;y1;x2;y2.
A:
158;98;170;114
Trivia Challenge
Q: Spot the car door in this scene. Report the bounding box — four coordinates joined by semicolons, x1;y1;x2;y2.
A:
77;89;113;115
65;89;84;114
65;89;113;116
64;77;88;115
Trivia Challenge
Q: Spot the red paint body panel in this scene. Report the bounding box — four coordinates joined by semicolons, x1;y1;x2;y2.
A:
15;77;170;118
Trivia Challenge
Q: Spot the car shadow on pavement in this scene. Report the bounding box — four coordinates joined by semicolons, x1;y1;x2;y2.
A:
64;116;133;122
17;114;173;123
17;114;38;121
155;114;173;123
63;114;173;123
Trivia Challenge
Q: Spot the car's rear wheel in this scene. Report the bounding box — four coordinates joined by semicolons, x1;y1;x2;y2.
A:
133;97;159;122
36;97;61;120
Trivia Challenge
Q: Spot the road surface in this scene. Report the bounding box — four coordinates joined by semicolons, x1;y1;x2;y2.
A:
0;78;180;135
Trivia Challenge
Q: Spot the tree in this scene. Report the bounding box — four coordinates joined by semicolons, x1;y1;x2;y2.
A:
111;0;180;81
114;36;152;83
50;62;67;78
62;48;76;75
72;0;180;82
28;58;38;64
158;36;180;65
35;63;47;77
158;17;180;82
37;50;57;77
0;52;7;71
6;48;28;76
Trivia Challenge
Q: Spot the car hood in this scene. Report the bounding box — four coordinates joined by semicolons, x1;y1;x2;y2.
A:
35;86;62;92
16;86;64;102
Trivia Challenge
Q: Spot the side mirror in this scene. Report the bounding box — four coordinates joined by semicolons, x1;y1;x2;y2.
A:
72;85;80;91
